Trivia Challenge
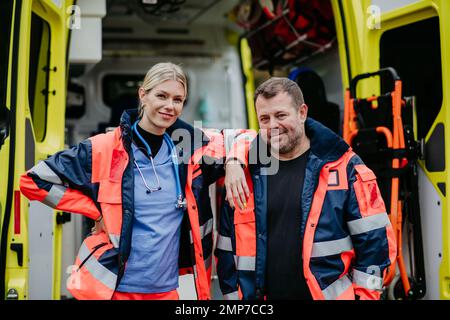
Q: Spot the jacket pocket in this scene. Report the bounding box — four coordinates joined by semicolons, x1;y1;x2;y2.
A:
97;179;122;204
353;165;386;216
234;207;256;257
67;232;118;300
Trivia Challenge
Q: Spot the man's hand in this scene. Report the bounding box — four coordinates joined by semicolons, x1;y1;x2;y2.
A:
225;159;250;210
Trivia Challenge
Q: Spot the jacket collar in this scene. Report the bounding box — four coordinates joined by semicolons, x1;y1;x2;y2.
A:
249;117;349;173
119;108;209;155
305;117;349;163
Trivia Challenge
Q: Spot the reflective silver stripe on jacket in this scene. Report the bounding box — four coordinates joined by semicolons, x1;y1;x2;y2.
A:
32;161;63;184
223;290;239;300
204;254;212;270
347;213;390;235
109;234;120;248
234;255;255;271
190;218;213;244
190;254;212;280
311;236;353;258
322;275;353;300
77;243;117;290
42;185;67;208
217;235;233;252
223;129;238;155
352;269;383;290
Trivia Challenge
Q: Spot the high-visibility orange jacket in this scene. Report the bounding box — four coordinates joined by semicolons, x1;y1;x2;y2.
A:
20;109;226;300
215;118;397;300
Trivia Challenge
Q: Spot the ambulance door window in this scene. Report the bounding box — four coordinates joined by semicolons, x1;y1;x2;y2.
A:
380;17;442;141
0;1;14;150
28;12;51;142
102;74;142;127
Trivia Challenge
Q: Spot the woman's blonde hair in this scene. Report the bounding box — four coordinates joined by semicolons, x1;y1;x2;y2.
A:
138;62;187;118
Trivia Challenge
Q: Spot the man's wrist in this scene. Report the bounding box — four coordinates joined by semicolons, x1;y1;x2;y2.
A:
225;157;245;168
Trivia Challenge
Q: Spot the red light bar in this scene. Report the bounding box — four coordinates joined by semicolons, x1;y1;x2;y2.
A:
14;190;20;234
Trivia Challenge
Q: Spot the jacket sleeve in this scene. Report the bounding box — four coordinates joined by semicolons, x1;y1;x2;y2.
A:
215;192;239;300
200;129;226;185
345;156;397;300
20;139;102;221
200;129;257;185
223;129;258;168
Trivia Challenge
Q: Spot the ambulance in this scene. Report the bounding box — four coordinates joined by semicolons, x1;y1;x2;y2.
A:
0;0;449;300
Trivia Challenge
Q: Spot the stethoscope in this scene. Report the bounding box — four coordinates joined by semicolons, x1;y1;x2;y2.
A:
132;120;187;210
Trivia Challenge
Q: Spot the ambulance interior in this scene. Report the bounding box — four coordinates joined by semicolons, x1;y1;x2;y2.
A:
61;0;253;300
27;0;443;299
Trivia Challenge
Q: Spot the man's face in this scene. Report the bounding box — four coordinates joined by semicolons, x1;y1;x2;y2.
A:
256;91;307;155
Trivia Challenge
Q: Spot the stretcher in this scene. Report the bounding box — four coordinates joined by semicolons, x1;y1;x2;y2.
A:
344;68;425;299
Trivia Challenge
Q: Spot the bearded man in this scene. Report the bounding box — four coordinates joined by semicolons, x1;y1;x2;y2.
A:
217;77;396;300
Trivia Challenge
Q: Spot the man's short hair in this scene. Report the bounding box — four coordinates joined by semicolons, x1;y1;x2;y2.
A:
254;77;305;109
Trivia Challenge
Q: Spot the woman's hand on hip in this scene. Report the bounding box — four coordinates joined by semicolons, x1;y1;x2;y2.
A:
92;216;108;235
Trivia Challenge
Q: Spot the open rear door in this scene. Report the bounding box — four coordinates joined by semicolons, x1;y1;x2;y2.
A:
337;0;450;299
1;0;74;300
0;0;23;300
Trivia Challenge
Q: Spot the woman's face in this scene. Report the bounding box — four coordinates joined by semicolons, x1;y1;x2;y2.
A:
138;79;186;134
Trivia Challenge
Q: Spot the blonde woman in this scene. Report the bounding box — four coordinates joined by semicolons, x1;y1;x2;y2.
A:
20;62;248;300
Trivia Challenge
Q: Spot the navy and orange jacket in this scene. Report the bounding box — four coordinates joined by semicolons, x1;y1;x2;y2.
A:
20;109;226;300
215;118;397;300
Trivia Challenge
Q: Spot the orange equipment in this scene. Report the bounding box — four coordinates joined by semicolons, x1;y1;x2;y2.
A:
343;68;425;299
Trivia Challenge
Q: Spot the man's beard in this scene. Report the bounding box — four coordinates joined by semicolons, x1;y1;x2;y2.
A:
267;128;302;155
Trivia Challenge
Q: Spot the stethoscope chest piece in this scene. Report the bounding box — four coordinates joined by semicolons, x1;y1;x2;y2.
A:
176;196;188;210
146;186;162;194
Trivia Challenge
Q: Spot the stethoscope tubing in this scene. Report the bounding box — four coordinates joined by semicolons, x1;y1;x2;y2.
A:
132;120;184;206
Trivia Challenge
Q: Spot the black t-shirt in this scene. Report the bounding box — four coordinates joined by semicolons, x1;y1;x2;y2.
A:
266;149;313;300
134;123;164;158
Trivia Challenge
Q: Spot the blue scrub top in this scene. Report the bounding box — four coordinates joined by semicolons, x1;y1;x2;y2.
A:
117;140;184;293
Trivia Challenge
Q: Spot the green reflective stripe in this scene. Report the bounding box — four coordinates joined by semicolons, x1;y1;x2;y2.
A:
352;269;383;290
190;218;213;244
347;213;390;235
223;291;239;300
322;275;352;300
32;161;63;184
78;243;117;290
42;184;66;208
311;236;353;257
109;234;120;248
217;234;233;251
234;255;255;271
